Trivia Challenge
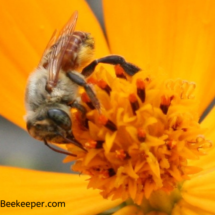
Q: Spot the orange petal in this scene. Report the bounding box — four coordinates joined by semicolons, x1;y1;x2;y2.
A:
35;0;110;58
190;107;215;169
0;166;122;214
201;106;215;141
172;199;213;215
0;0;109;129
103;0;215;114
147;212;168;215
181;168;215;213
112;205;144;215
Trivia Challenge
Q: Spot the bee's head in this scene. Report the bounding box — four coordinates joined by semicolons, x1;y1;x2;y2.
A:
26;108;72;143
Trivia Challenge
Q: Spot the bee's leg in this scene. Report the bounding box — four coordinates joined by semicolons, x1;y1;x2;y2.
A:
81;55;141;77
67;72;100;110
70;100;87;115
70;100;88;128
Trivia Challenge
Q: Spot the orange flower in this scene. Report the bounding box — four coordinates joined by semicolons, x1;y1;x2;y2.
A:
0;0;215;214
70;67;212;205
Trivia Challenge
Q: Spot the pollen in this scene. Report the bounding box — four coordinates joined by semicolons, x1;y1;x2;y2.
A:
115;149;128;160
136;78;146;102
99;169;110;179
137;128;146;142
114;64;127;79
98;114;108;125
98;115;117;131
129;93;139;115
85;140;97;149
81;92;95;109
66;67;212;205
160;95;172;114
97;79;112;95
87;77;98;85
81;92;90;103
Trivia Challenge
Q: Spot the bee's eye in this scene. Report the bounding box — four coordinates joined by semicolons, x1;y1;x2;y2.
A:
47;109;71;130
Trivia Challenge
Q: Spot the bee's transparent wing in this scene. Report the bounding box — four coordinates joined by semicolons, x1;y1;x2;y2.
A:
45;11;78;92
38;30;58;68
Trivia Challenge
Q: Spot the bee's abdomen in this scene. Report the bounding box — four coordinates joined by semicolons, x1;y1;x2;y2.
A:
61;31;93;71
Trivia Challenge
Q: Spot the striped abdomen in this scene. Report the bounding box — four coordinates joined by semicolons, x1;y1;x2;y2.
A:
42;31;94;74
61;31;94;71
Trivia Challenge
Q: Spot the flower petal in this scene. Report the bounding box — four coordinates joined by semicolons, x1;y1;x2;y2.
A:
201;106;215;141
181;168;215;214
189;107;215;169
0;0;109;129
172;199;213;215
0;166;122;214
103;0;215;113
112;205;144;215
35;0;110;58
146;212;168;215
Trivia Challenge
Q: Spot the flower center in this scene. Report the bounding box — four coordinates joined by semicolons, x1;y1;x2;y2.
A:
66;65;212;205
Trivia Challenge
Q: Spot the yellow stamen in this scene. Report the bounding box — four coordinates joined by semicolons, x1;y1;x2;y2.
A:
85;140;97;149
87;77;98;85
160;95;173;114
137;128;146;142
98;114;108;125
115;149;127;160
129;93;139;115
98;115;117;131
136;78;145;89
114;64;127;79
81;92;90;103
97;79;112;95
81;92;94;109
66;67;212;205
136;78;146;102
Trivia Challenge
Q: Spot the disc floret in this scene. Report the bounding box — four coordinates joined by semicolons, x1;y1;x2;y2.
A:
66;66;212;204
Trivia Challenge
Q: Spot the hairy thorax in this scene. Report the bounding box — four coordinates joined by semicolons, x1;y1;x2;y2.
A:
25;67;80;112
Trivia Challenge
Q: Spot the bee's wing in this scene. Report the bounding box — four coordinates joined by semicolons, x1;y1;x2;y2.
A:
38;30;58;68
45;11;78;92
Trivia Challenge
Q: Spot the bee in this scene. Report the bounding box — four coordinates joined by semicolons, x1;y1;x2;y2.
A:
25;11;140;156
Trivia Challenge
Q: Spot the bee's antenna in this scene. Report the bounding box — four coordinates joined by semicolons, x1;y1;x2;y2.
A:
44;139;77;157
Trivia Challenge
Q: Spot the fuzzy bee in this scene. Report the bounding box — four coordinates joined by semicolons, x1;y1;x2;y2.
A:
25;11;140;155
